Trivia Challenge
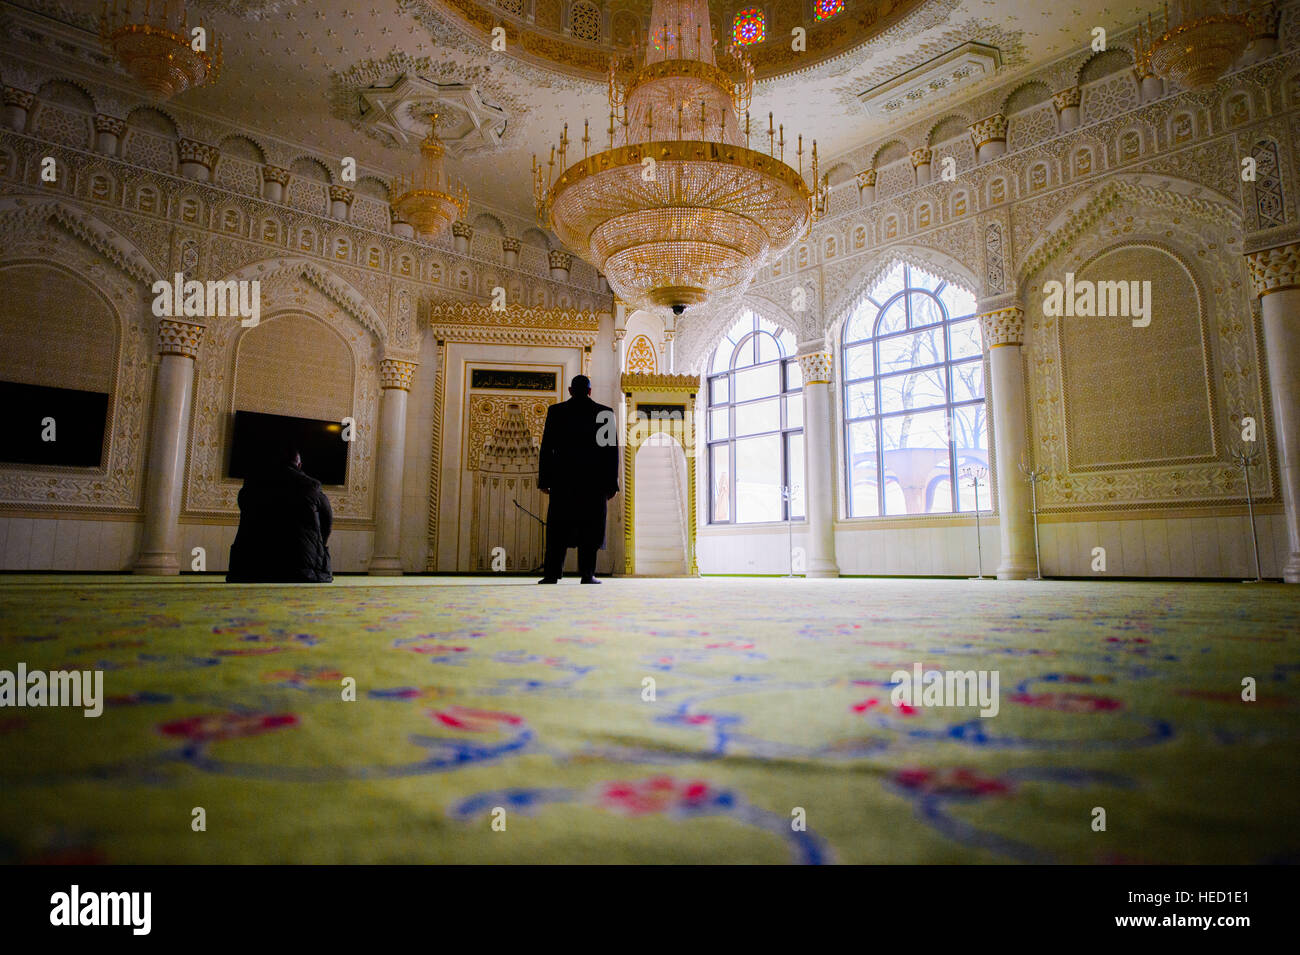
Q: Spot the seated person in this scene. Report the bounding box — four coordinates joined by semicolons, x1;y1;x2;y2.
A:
226;443;334;583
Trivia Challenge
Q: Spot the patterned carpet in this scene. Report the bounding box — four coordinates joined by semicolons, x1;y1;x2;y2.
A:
0;575;1297;864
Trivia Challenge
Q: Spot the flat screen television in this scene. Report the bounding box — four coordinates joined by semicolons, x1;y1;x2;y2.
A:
0;380;110;467
228;409;349;485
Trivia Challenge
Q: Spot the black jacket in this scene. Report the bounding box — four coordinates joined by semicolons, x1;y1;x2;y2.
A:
538;394;619;497
227;465;334;583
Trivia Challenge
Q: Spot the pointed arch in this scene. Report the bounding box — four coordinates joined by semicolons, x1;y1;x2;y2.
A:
218;256;388;345
826;243;980;341
0;196;162;284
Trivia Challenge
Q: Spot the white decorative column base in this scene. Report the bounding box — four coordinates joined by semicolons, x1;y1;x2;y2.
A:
796;346;840;579
1246;242;1300;582
368;358;417;576
134;320;204;575
979;305;1037;580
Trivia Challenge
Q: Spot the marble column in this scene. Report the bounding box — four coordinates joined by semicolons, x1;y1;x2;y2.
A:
368;358;418;575
177;139;217;182
261;165;290;203
796;345;839;578
856;168;876;204
978;304;1036;579
969;114;1008;162
1052;87;1081;132
1245;241;1300;582
329;184;353;221
452;220;472;255
910;147;932;186
549;249;573;282
134;319;204;575
93;114;125;156
502;236;520;267
2;87;34;133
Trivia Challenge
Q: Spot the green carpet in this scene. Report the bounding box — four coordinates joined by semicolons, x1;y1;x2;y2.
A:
0;576;1297;864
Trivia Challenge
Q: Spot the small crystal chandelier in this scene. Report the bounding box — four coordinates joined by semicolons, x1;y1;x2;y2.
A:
100;1;222;100
1135;0;1252;89
391;114;469;241
533;0;818;315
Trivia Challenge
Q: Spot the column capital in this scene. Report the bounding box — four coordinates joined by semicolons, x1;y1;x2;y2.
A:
978;305;1025;349
261;164;291;186
157;319;205;358
1051;86;1081;111
909;147;932;167
94;113;126;136
1245;242;1300;297
451;220;474;239
855;168;877;188
379;357;418;390
177;138;219;169
501;236;521;253
328;184;354;205
2;86;35;109
796;350;833;384
969;113;1008;149
548;248;573;271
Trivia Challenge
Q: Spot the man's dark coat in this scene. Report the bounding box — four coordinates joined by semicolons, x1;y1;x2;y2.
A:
227;465;334;583
538;394;619;549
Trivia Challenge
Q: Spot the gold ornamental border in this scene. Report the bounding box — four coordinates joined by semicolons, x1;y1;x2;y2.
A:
543;140;813;215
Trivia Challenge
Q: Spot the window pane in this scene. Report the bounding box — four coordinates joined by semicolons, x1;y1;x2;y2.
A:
928;477;954;514
711;346;730;374
846;421;879;517
735;397;780;436
940;283;977;318
844;343;873;380
909;292;944;327
879;368;946;413
877;297;907;335
909;266;944;292
710;376;729;405
786;433;805;520
845;380;875;419
757;332;780;364
881;410;951;515
711;444;730;522
735;435;782;523
949;319;982;360
785;360;802;391
733;363;779;401
878;326;944;373
953;405;990;514
710;407;729;440
785;393;803;428
732;334;757;369
951;359;984;403
845;301;875;343
776;329;795;356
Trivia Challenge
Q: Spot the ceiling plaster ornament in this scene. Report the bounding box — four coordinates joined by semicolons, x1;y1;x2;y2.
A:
857;41;1002;120
355;75;509;155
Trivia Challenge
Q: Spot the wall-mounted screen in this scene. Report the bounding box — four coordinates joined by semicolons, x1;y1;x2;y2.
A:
0;380;109;467
228;409;349;485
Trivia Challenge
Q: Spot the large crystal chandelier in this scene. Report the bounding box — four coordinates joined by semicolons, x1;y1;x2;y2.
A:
391;114;470;241
100;1;222;100
533;0;819;315
1135;0;1252;89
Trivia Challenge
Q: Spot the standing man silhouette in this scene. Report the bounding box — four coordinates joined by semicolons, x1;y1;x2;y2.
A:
537;374;619;584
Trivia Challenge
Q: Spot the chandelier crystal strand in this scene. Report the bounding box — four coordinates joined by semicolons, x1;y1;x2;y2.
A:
100;0;222;100
533;0;815;315
1136;0;1252;89
391;114;469;241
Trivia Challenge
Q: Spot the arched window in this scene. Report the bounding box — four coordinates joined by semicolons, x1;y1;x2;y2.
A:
732;8;766;46
841;263;986;517
707;312;803;524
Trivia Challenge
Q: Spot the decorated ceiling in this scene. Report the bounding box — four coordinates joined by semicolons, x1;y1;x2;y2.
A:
2;0;1165;222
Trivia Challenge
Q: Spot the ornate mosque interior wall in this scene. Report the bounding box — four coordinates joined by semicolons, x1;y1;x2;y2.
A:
694;8;1300;579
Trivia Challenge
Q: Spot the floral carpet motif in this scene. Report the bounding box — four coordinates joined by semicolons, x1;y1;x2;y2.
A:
0;576;1297;864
